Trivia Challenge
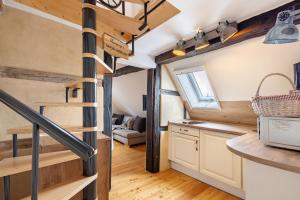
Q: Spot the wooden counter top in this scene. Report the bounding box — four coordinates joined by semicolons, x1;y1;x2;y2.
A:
227;134;300;174
169;121;256;136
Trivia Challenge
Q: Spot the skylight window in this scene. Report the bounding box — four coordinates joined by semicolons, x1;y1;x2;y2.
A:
175;67;220;110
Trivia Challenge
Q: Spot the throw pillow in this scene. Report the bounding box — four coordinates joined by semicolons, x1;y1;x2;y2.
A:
112;118;117;125
122;115;132;126
127;118;135;130
112;113;124;125
133;116;146;133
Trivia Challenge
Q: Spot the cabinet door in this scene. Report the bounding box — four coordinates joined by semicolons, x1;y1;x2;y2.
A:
200;131;242;188
171;132;199;171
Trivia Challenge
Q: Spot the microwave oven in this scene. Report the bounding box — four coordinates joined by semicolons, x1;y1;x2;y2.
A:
259;116;300;151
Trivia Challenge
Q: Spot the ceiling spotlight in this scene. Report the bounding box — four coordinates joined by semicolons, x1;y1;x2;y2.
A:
194;31;209;50
173;40;186;56
264;8;300;44
217;21;238;43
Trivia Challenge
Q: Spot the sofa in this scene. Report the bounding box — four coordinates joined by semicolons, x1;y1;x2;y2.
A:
112;114;146;147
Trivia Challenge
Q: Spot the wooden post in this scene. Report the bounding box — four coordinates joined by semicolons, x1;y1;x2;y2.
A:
146;65;161;173
82;0;97;199
103;51;113;189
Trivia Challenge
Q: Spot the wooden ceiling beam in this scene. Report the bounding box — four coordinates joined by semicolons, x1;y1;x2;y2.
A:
0;66;103;86
111;66;144;77
155;0;300;65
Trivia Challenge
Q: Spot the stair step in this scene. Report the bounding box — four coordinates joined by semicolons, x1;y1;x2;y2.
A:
0;151;78;177
7;126;98;135
21;174;98;200
35;102;97;107
83;3;143;35
82;53;113;75
65;78;98;89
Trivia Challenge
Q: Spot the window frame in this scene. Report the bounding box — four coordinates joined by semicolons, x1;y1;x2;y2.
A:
174;66;221;111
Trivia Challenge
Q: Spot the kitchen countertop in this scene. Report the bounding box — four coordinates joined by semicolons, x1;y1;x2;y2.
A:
169;120;256;136
227;133;300;174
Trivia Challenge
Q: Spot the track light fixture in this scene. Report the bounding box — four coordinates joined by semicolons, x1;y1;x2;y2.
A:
217;21;238;43
172;40;186;56
194;30;210;50
264;5;300;44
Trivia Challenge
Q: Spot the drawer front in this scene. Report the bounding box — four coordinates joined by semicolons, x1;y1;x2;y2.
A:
170;125;200;137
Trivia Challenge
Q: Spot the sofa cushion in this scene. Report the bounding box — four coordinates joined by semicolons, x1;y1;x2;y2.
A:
112;114;124;125
112;125;127;130
113;129;146;139
122;115;133;126
133;116;146;133
127;118;135;129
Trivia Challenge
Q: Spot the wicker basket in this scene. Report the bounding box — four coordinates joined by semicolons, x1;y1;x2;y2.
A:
251;73;300;117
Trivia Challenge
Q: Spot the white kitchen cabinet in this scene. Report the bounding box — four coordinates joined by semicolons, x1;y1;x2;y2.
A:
171;132;199;171
200;130;242;188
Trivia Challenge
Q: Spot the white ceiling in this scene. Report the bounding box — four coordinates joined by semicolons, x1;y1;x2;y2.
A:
4;0;294;69
134;0;293;57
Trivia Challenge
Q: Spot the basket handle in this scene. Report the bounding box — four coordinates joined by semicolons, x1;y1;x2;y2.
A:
255;73;296;97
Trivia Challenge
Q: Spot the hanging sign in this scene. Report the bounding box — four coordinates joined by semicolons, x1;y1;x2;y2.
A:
103;34;130;59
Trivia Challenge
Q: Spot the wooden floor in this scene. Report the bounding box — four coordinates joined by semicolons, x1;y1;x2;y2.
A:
109;141;241;200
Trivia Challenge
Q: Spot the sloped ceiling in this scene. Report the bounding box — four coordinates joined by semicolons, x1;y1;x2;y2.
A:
3;0;294;68
135;0;293;57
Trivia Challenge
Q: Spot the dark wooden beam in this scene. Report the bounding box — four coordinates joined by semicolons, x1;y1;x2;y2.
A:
111;65;144;77
103;51;113;190
155;0;300;64
146;65;161;173
0;66;103;86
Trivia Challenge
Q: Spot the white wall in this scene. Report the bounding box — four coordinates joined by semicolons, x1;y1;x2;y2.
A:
168;28;300;101
112;70;147;117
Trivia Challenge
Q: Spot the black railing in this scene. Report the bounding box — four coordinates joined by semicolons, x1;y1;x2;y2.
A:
0;89;96;200
0;89;95;160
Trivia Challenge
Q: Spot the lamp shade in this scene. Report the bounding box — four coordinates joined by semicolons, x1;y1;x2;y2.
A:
173;40;186;56
264;10;299;44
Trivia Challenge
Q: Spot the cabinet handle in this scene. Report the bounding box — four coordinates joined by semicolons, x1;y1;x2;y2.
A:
195;140;198;151
183;129;188;132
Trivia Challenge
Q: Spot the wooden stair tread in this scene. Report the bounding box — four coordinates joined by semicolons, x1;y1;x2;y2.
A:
0;151;79;177
35;102;97;107
82;53;113;74
65;78;97;89
21;174;97;200
84;3;143;35
7;126;98;135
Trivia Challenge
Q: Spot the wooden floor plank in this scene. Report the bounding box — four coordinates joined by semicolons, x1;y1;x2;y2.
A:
110;141;240;200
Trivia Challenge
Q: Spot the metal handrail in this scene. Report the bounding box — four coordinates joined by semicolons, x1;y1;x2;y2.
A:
0;89;95;161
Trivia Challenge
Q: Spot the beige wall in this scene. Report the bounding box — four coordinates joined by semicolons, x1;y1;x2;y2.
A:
167;30;300;101
160;65;184;171
166;29;300;124
0;6;103;135
112;70;147;117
